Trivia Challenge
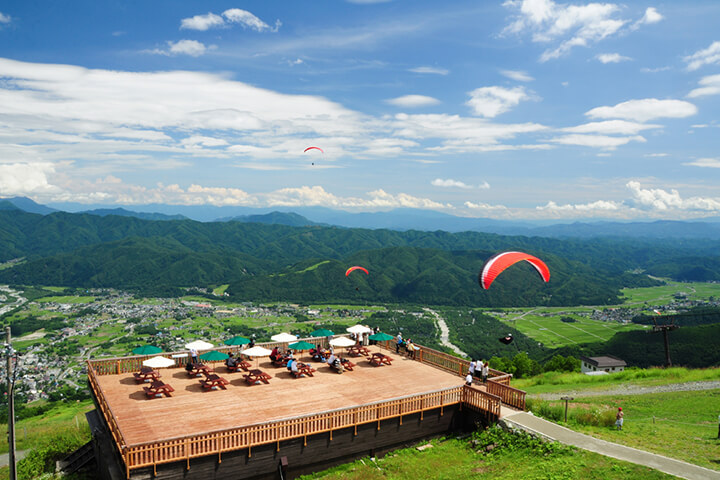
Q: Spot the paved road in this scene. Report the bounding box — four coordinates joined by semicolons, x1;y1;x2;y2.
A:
502;411;720;480
0;450;29;467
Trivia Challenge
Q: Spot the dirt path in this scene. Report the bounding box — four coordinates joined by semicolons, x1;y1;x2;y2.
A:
423;308;469;358
530;380;720;400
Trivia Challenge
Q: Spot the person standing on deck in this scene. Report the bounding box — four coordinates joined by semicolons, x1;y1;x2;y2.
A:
468;359;476;378
396;332;403;354
481;361;489;383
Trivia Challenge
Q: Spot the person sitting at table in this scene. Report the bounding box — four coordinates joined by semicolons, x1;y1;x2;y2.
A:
290;360;300;376
327;352;337;366
286;356;295;371
226;353;238;370
312;345;326;362
330;357;344;373
270;346;279;362
185;359;194;373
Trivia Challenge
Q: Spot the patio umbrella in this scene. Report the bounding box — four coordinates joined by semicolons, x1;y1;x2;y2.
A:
185;340;213;350
223;336;250;346
329;336;356;348
311;328;334;337
200;350;229;362
142;356;175;368
271;333;297;343
288;341;315;351
369;332;394;342
132;345;162;355
346;325;372;335
242;346;273;368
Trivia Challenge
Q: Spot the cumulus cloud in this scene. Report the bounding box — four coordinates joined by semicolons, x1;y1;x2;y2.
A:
0;12;10;24
409;66;449;75
147;40;212;57
431;178;489;189
550;133;645;149
537;199;620;211
632;7;663;29
180;9;280;32
180;12;225;31
585;98;697;122
0;163;59;195
562;120;660;135
466;86;531;118
687;74;720;98
683;158;720;168
684;41;720;71
464;201;509;212
502;0;638;61
500;70;534;82
626;181;720;211
596;53;631;63
385;95;440;108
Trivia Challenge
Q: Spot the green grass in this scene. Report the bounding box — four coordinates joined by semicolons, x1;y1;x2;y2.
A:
212;284;230;295
300;433;673;480
34;295;95;304
527;389;720;471
514;367;720;395
0;400;93;454
620;281;720;305
499;312;645;348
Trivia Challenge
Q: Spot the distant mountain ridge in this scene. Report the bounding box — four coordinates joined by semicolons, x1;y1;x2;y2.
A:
4;196;720;239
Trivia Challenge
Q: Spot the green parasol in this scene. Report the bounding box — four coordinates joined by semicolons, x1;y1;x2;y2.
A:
288;341;315;351
224;336;250;346
132;345;162;355
368;332;394;342
311;329;335;337
199;350;229;362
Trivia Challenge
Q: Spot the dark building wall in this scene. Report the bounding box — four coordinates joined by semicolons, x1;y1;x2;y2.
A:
88;405;494;480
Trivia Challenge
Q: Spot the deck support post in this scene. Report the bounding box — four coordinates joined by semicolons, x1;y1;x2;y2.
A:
185;438;190;470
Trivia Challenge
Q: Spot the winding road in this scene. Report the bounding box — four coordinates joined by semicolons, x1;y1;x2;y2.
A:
423;308;469;358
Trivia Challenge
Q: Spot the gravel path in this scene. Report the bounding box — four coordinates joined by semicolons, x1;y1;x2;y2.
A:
423;308;469;358
530;380;720;400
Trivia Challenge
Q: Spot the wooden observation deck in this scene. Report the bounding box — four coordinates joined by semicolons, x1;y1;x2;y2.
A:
87;339;526;479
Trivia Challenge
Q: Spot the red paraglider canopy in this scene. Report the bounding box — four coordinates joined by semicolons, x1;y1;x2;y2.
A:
304;146;324;153
479;251;550;290
345;266;369;277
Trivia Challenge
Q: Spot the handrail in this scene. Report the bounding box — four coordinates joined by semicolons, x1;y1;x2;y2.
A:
486;379;526;410
86;361;127;456
121;386;464;472
462;386;502;419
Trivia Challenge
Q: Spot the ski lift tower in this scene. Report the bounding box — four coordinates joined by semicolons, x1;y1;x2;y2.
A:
652;312;679;368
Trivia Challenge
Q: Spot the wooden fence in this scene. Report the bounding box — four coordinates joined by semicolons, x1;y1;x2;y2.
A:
486;379;526;410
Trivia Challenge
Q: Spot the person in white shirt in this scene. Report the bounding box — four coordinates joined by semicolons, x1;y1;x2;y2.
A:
481;362;489;383
468;360;476;377
465;373;473;386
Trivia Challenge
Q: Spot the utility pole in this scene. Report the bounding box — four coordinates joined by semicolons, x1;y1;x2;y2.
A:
6;326;17;480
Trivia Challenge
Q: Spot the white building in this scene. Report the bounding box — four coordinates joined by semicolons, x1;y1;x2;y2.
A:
580;355;627;374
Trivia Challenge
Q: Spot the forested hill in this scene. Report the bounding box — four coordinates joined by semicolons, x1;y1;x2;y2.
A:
0;209;717;306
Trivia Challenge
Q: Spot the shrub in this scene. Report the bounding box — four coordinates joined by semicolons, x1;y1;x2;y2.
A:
17;429;89;479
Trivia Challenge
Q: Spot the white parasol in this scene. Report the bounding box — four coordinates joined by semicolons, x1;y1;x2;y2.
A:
185;340;213;350
271;332;297;343
346;325;372;335
142;356;175;368
329;336;356;347
241;346;273;368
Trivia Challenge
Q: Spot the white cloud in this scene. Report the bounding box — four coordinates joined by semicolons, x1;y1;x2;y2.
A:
644;153;668;157
147;40;212;57
641;66;671;73
500;70;534;82
585;98;697;122
464;201;509;212
550;134;645;149
684;41;720;71
432;178;488;189
181;136;229;148
223;9;280;32
409;66;449;75
180;13;225;31
537;199;620;211
0;12;11;24
596;53;631;63
503;0;633;61
264;186;452;210
466;86;531;118
687;74;720;98
683;158;720;168
626;181;720;211
386;95;440;108
562;120;660;135
633;7;663;28
0;163;59;195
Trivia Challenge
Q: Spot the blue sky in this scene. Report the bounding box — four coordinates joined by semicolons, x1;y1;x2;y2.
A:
1;0;720;220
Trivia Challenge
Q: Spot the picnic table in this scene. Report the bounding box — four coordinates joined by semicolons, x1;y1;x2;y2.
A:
226;360;251;372
340;358;356;371
200;373;230;390
143;380;175;398
346;345;370;357
133;366;160;383
272;356;291;367
369;352;393;367
244;369;272;385
291;362;316;378
186;363;213;377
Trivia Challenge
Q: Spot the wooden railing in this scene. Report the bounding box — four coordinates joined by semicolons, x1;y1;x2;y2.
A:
462;386;501;420
87;362;127;457
88;336;333;375
486;379;526;410
120;386;464;477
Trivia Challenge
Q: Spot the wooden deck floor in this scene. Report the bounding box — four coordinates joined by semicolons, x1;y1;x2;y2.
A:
96;349;467;446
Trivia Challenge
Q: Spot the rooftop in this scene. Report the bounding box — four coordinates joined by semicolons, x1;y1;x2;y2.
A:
95;349;472;446
580;355;627;368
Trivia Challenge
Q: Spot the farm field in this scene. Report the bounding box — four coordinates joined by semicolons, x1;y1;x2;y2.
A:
496;310;646;348
620;281;720;305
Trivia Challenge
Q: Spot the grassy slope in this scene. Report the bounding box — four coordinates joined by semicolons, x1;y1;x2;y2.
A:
299;435;673;480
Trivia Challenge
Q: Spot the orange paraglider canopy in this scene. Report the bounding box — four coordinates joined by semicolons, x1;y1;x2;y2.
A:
345;266;369;277
479;251;550;290
304;146;324;153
